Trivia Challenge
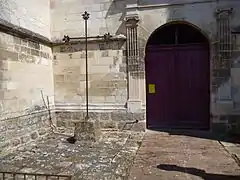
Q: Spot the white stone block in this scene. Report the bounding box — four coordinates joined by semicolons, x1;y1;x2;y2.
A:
212;101;234;115
6;82;18;90
41;58;49;66
232;68;240;86
127;99;142;113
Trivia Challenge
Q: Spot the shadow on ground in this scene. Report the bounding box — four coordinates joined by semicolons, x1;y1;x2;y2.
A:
148;128;240;144
157;164;240;180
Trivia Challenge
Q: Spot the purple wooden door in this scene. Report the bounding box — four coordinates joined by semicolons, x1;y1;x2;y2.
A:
146;44;210;129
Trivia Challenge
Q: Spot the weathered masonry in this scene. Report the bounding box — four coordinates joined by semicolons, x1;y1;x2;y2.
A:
1;0;240;154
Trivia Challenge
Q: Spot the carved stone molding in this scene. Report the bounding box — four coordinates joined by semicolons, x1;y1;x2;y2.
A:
125;16;139;28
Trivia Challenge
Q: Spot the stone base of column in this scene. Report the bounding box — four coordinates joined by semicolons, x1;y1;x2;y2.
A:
72;119;101;142
127;99;142;113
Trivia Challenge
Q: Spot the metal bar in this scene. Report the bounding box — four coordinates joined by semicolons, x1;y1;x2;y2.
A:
134;27;137;58
126;26;130;99
135;25;138;57
220;18;223;68
134;26;138;73
0;172;72;178
130;27;134;57
134;27;137;57
129;28;132;57
85;18;89;120
132;27;134;57
131;27;134;57
220;18;223;50
226;18;229;56
227;18;230;58
228;17;232;57
128;27;131;57
67;35;106;40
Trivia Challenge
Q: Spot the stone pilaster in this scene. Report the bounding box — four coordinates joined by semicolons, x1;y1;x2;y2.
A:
125;14;142;113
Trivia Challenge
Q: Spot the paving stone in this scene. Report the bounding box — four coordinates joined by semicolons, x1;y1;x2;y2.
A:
129;130;240;180
0;131;144;180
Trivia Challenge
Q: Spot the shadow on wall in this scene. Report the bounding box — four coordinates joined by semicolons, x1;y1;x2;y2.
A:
138;0;177;6
0;1;12;24
105;0;127;36
157;164;240;180
105;0;126;21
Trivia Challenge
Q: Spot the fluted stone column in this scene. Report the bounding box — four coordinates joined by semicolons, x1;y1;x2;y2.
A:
125;16;142;113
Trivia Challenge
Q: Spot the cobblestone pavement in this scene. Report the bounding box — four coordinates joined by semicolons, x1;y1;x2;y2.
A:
128;130;240;180
0;130;144;180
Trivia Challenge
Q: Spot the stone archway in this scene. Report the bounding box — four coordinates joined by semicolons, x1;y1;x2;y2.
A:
145;21;210;130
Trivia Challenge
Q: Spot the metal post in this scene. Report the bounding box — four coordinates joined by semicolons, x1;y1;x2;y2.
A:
82;11;90;120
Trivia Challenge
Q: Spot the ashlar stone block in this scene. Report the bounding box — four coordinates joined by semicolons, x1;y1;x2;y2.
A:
72;119;101;142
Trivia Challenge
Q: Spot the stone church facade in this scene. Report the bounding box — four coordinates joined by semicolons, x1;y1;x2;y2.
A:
0;0;240;154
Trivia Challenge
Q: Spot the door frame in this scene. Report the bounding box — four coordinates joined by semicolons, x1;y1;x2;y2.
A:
145;21;211;130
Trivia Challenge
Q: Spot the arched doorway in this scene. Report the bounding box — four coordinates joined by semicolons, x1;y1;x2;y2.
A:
145;21;210;130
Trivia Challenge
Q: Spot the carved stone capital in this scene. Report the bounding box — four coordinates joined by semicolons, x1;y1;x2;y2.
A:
125;16;139;28
125;2;139;28
215;8;233;17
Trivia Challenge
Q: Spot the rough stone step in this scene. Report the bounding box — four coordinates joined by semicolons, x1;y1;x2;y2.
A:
71;119;101;142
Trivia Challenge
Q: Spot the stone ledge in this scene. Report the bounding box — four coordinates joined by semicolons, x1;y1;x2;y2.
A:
55;111;145;121
55;111;146;132
52;34;126;46
0;18;51;47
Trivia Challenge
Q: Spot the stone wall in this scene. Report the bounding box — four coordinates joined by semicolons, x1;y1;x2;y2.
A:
50;0;126;41
0;32;54;155
135;0;240;133
137;0;219;104
52;38;146;129
228;31;240;135
53;39;127;106
0;0;51;38
51;0;240;133
0;0;239;143
138;0;210;5
55;111;145;132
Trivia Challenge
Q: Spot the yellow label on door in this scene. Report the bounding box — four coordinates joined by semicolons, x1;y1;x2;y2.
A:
149;84;156;94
